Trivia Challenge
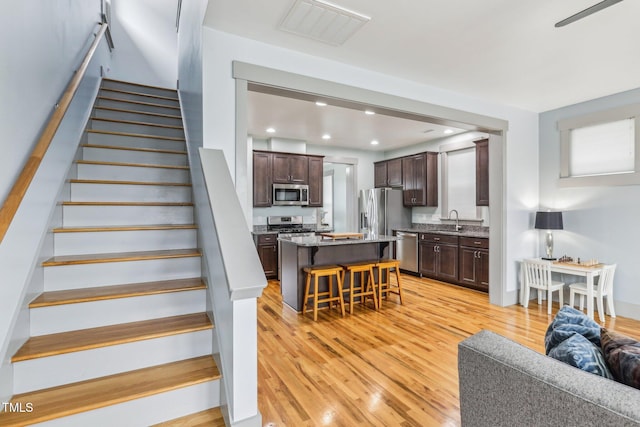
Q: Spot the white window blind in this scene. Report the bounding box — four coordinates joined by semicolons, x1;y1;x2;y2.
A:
569;118;635;177
447;148;476;219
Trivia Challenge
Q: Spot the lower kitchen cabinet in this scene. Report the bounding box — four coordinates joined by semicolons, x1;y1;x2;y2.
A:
255;233;278;279
419;233;459;283
458;237;489;292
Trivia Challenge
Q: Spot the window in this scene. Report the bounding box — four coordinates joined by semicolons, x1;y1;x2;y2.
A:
559;104;640;186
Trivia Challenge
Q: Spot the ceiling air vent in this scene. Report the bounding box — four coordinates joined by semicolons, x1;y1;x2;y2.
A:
278;0;371;46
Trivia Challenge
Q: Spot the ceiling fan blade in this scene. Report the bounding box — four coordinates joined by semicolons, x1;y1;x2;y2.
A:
555;0;624;27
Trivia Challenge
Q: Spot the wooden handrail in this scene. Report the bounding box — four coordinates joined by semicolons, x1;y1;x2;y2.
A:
0;23;108;243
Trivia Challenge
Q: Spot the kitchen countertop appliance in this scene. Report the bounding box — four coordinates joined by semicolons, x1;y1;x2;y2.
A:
268;215;315;280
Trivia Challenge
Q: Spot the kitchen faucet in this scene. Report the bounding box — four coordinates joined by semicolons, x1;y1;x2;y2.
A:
448;209;462;231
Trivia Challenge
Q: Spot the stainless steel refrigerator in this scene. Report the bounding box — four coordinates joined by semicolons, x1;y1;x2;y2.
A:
359;188;411;237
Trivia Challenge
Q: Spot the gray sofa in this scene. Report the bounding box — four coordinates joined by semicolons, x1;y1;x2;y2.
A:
458;330;640;426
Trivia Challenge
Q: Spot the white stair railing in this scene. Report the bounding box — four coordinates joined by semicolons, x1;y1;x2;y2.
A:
196;148;266;426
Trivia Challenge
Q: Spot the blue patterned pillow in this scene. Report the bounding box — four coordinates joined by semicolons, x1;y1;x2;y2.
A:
548;332;614;379
545;306;601;355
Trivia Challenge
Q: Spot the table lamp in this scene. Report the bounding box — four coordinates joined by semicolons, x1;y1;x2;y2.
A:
535;211;563;260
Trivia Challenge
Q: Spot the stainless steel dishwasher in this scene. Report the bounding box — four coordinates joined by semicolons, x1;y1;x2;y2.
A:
396;231;418;273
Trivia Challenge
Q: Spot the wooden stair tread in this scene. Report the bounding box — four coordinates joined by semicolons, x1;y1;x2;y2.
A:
100;87;179;102
12;313;212;362
102;78;178;94
0;356;219;426
30;278;205;308
95;106;182;119
87;128;185;141
91;116;184;130
82;143;186;155
62;201;193;206
53;224;197;233
69;179;192;187
153;408;225;427
42;248;201;267
77;160;189;170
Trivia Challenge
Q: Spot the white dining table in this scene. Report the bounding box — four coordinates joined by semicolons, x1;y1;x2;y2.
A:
521;259;607;321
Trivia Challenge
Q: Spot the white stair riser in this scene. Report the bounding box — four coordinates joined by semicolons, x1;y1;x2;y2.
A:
90;119;185;138
70;183;192;203
14;330;212;394
44;257;201;291
77;163;190;183
83;146;187;166
30;290;207;335
99;89;180;107
96;97;181;116
100;81;178;99
94;108;183;127
54;228;197;256
87;131;185;151
31;380;219;427
62;205;194;226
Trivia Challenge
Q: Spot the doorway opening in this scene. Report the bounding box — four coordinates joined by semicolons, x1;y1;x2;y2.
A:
234;62;509;306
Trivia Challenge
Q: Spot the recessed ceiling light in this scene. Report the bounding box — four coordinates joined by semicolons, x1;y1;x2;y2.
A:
365;110;375;115
322;134;331;140
370;140;379;145
444;129;454;134
266;127;276;133
315;101;327;107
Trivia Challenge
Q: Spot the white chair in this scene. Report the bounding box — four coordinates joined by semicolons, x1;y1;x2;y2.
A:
569;264;616;323
522;259;565;314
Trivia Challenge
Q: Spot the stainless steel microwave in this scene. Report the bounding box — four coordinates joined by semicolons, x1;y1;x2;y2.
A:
273;183;309;206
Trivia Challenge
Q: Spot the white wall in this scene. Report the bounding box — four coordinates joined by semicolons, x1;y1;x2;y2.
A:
201;28;539;301
539;88;640;319
108;0;178;88
0;1;102;208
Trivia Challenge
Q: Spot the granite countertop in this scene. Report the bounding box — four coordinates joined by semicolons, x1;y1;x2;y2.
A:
394;227;490;239
279;234;398;247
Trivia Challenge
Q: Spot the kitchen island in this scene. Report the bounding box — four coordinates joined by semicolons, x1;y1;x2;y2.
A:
279;234;398;312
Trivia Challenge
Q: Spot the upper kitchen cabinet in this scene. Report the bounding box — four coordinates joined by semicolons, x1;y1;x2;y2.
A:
374;158;403;188
475;138;489;206
253;151;272;207
307;155;324;207
402;152;438;207
252;150;323;207
272;153;308;184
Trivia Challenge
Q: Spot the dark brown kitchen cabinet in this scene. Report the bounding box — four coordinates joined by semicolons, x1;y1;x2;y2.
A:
458;237;489;292
418;233;458;282
253;151;272;207
272;153;308;184
307;155;324;207
402;152;438;206
475;138;489;206
255;233;278;279
374;158;403;188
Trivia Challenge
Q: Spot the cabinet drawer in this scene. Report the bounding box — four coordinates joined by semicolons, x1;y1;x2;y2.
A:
459;237;489;249
257;233;278;244
419;233;458;245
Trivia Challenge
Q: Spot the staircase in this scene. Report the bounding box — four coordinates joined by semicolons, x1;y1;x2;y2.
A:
0;79;225;426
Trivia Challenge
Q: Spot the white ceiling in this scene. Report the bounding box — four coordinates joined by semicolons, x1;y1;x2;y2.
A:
207;0;640;153
206;0;640;113
247;91;468;151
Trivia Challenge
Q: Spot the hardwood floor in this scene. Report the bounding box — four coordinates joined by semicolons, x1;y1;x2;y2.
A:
257;274;640;427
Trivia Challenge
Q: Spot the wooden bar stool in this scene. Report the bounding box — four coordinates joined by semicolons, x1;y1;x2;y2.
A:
302;265;346;321
340;261;379;314
376;259;404;306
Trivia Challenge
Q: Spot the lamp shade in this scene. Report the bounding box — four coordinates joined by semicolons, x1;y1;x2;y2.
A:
534;211;563;230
